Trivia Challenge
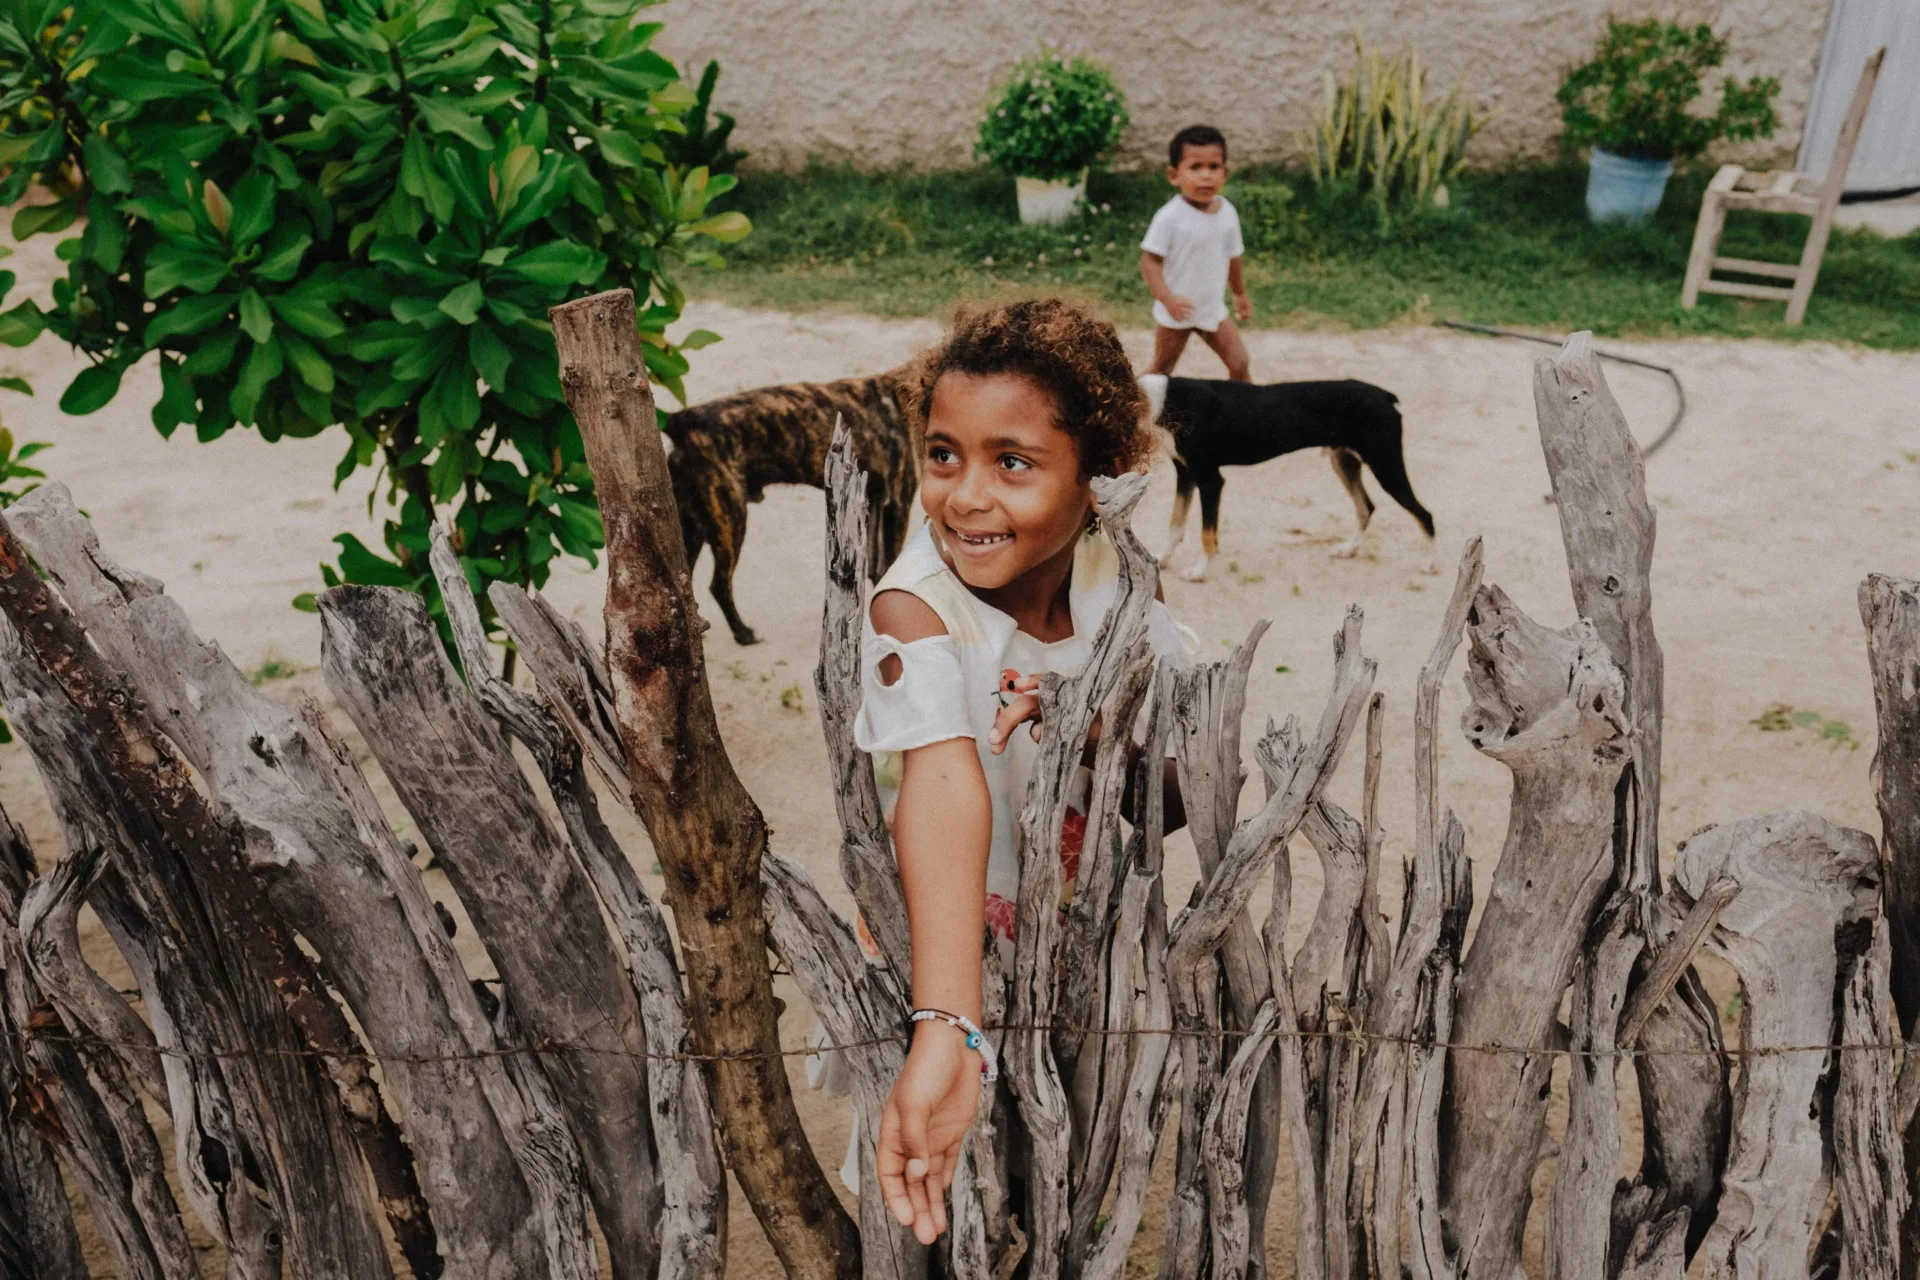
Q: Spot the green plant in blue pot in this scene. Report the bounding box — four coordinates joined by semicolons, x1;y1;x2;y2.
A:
1558;19;1779;224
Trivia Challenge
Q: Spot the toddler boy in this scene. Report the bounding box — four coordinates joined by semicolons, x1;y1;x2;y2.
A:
1139;125;1252;380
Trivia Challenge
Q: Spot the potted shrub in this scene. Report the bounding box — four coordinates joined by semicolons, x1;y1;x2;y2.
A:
977;48;1129;225
1558;18;1779;224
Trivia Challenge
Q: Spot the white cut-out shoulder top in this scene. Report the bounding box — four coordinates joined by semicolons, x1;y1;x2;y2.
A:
853;522;1198;958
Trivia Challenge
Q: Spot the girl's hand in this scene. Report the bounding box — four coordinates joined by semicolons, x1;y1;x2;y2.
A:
1234;292;1253;322
878;1022;982;1243
1166;294;1196;322
988;670;1042;755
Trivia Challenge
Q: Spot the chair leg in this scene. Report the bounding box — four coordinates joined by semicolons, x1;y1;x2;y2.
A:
1681;195;1726;310
1785;208;1835;327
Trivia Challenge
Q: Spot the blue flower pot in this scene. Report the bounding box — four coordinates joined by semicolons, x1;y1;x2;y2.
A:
1585;148;1675;225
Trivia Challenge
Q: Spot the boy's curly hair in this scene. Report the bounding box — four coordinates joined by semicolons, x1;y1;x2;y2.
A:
907;298;1151;479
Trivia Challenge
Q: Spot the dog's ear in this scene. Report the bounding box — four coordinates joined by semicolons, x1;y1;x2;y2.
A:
1139;373;1168;425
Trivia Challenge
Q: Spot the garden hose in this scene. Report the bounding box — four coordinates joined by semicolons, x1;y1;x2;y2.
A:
1436;320;1686;460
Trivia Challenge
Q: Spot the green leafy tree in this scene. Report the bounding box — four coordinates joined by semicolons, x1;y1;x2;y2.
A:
0;0;749;648
976;46;1129;183
1558;19;1779;162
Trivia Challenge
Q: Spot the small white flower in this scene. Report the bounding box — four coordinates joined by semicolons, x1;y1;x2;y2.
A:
1072;247;1082;257
1111;114;1120;123
1100;203;1110;212
1041;103;1051;114
1104;93;1113;102
982;256;995;265
998;109;1006;117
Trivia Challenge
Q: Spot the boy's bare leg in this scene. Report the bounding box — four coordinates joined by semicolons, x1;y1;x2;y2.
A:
1148;325;1192;375
1198;318;1252;382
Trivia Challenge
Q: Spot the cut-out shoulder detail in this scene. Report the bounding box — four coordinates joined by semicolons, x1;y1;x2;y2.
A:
870;587;948;642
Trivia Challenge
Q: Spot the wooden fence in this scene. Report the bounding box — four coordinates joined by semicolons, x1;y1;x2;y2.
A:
2;288;1918;1280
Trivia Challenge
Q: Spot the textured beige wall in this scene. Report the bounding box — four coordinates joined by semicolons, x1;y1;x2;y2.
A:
656;0;1830;171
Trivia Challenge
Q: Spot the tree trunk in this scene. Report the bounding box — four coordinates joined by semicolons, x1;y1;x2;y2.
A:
549;287;859;1279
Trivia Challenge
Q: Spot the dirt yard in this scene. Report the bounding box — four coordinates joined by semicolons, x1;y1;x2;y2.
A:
3;242;1917;1272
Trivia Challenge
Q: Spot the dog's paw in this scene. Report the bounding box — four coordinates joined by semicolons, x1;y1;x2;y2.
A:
1178;561;1209;583
733;628;762;646
1419;558;1442;576
1330;539;1362;560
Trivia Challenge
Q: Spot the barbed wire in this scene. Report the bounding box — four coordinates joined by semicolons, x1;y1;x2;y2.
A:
18;1016;1914;1069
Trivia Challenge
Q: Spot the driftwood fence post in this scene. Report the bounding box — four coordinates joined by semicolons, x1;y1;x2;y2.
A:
549;288;861;1279
0;301;1913;1280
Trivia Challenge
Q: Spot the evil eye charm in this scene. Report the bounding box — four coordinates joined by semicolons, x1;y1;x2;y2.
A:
966;1030;983;1051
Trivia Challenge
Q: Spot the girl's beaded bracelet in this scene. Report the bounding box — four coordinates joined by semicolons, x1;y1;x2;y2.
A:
909;1008;999;1082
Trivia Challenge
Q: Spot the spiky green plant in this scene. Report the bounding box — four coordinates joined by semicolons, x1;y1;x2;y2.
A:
1299;37;1481;218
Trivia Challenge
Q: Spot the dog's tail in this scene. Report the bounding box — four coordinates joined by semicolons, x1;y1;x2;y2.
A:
1139;373;1169;424
1138;373;1181;464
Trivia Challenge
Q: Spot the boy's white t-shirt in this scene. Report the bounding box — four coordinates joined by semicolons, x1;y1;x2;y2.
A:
1141;194;1244;331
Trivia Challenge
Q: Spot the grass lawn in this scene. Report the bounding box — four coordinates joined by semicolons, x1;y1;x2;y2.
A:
690;164;1920;349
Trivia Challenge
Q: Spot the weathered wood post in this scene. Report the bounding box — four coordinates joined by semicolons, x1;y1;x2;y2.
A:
1443;586;1631;1279
0;518;399;1279
0;806;99;1280
1859;573;1920;1277
8;483;568;1278
550;287;860;1278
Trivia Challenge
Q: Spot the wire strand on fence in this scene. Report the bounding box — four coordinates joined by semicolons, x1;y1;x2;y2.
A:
20;1016;1917;1068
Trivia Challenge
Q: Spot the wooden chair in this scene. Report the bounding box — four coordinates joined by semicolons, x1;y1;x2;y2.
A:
1680;46;1885;326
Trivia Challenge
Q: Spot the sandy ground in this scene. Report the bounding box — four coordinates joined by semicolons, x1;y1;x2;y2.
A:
2;221;1918;1274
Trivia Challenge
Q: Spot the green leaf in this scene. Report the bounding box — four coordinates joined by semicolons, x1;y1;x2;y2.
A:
554;495;605;550
82;135;134;195
0;301;47;347
83;57;206;102
685;211;751;243
677;328;722;350
227;171;277;248
330;533;417;587
145;244;231;297
438;279;484;325
60;362;125;415
292;591;319;612
279;330;335;392
392;294;450;327
270;292;346;338
500;240;600;286
238;289;274;343
153;356;197;436
594;128;648;170
146;292;236;345
401;129;455;223
13;202;75;240
414;95;494;149
469;322;511;390
428;435;478;502
252;229;312;281
231;336;284;424
182;328;240;374
0;376;30;395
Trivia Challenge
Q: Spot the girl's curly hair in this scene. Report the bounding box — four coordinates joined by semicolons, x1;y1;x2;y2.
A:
907;298;1151;478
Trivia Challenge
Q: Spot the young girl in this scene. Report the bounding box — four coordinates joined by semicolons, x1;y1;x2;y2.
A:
853;299;1197;1244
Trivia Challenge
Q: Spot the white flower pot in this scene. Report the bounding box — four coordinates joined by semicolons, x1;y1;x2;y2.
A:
1015;171;1086;225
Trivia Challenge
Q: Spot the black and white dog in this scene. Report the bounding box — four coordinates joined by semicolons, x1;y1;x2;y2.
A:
1140;373;1436;581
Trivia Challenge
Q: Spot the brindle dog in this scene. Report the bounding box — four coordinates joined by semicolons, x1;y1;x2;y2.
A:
667;366;918;645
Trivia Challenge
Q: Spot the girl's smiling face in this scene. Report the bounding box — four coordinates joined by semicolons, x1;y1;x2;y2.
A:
921;370;1091;591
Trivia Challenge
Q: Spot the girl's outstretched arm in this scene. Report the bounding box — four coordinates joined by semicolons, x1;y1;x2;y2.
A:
870;589;991;1245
